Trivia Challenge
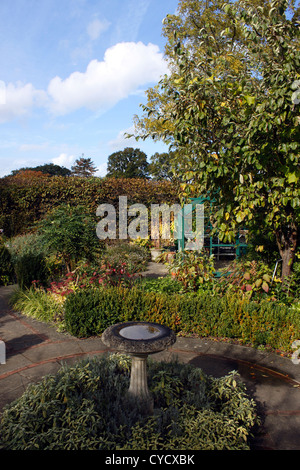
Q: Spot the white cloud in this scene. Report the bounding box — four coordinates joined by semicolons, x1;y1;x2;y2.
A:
0;82;47;123
95;162;107;177
47;42;169;116
0;42;169;123
109;126;136;150
87;18;110;41
52;153;76;168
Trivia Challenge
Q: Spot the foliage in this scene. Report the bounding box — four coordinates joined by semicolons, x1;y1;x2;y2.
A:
217;256;300;303
63;288;125;337
14;253;48;290
107;147;149;178
46;259;137;304
271;259;300;303
7;232;48;264
106;147;150;179
217;259;275;299
168;250;216;292
148;151;181;181
0;175;178;238
137;275;182;294
7;232;67;285
11;163;71;177
134;0;300;279
5;232;50;288
9;170;50;183
71;155;97;177
10;286;64;326
0;239;14;286
33;284;299;352
102;241;150;274
0;355;258;450
37;204;102;272
130;235;153;250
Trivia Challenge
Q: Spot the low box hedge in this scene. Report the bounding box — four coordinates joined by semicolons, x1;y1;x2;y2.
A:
63;286;300;352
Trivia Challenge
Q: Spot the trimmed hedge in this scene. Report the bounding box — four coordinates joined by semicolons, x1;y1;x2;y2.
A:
0;176;179;237
63;286;300;352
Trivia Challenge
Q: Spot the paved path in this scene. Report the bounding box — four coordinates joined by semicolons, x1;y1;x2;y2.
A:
1;283;300;450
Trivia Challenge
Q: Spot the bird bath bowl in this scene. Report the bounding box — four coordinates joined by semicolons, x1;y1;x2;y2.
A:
102;321;176;414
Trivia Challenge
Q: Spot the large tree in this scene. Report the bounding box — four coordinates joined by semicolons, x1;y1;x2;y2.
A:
134;0;300;280
106;147;149;179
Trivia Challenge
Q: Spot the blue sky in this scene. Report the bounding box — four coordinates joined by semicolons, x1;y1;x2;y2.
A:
0;0;178;177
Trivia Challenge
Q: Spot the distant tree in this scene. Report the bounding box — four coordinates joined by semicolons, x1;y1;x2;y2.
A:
11;163;71;177
71;155;98;177
35;163;71;176
106;148;149;179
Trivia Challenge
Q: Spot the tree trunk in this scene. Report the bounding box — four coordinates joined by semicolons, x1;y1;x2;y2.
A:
275;222;297;281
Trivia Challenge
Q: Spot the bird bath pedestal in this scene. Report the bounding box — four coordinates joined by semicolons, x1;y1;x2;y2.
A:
102;321;176;415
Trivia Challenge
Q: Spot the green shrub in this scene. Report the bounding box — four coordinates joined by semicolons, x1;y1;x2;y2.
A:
6;232;47;264
37;204;102;272
62;286;299;352
137;275;182;294
64;288;126;337
63;287;181;337
0;355;258;450
14;253;48;289
168;250;216;292
103;241;150;274
12;278;300;352
217;257;300;305
217;259;275;298
0;241;14;285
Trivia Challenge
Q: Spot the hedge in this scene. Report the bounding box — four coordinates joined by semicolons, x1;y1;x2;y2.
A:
63;286;300;352
0;176;179;237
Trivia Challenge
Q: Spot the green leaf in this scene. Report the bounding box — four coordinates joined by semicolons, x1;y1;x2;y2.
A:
236;211;245;223
287;172;298;184
244;95;255;106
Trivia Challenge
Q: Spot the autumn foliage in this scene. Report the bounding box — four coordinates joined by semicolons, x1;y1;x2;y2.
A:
0;176;179;237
